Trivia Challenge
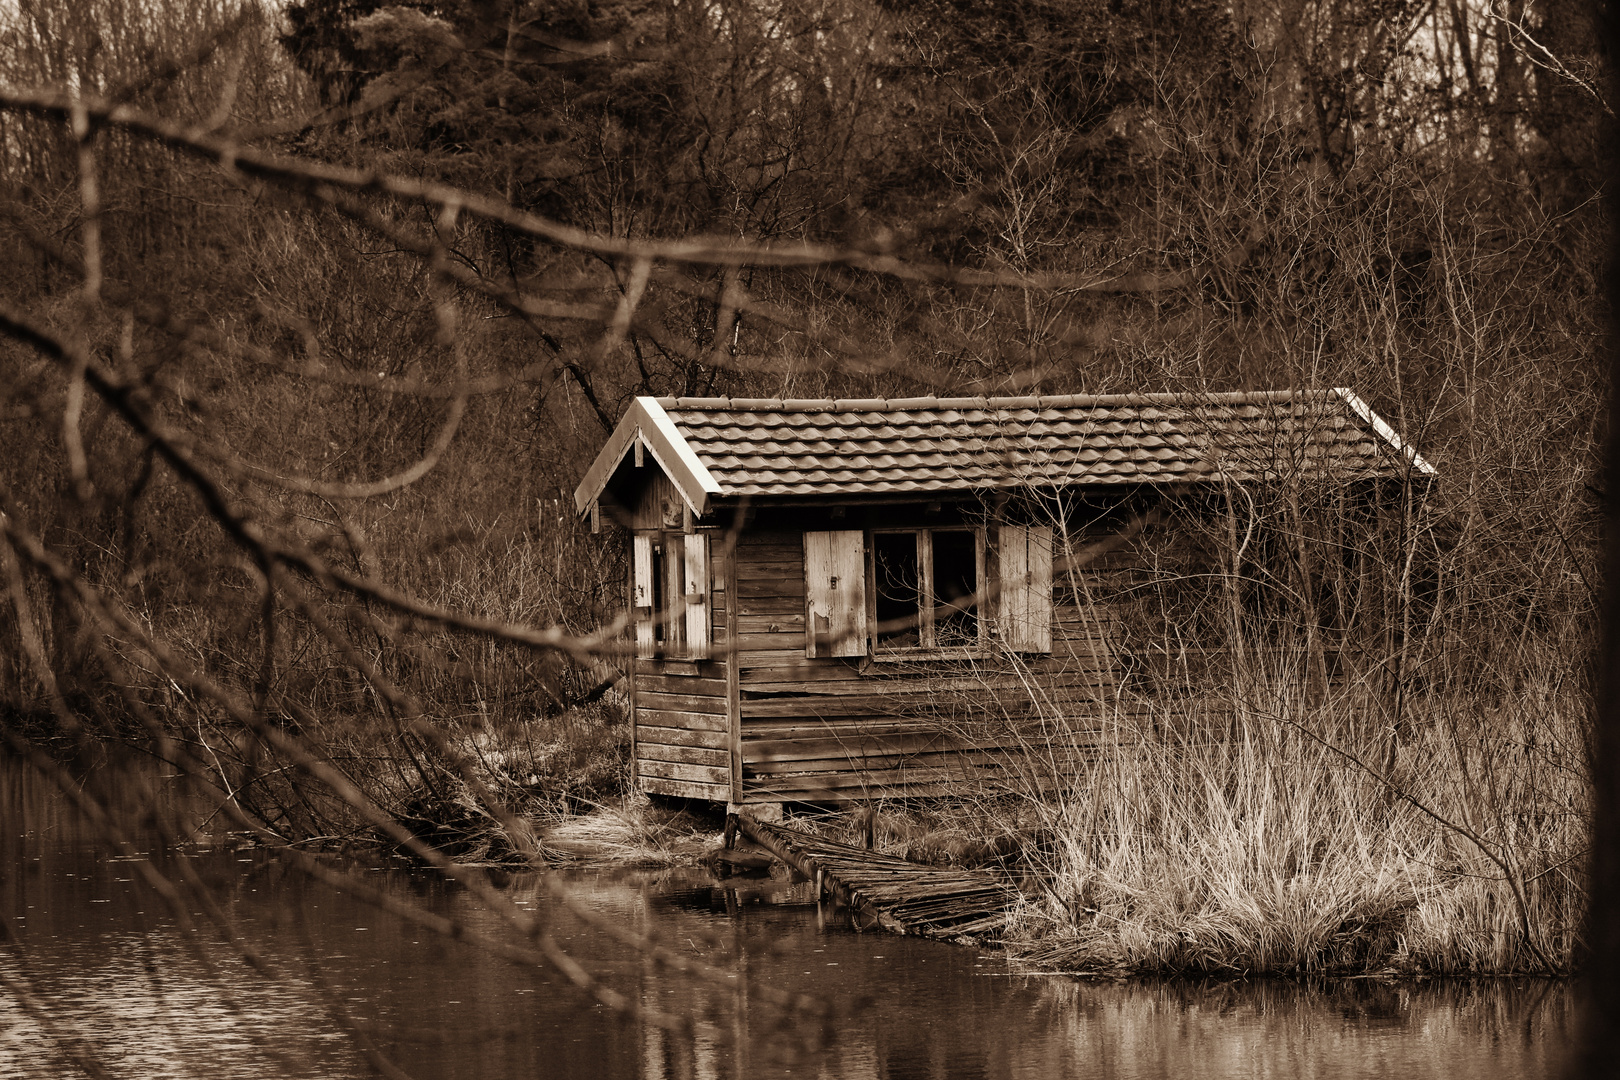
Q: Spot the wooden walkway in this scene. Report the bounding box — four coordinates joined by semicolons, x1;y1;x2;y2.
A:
733;814;1024;941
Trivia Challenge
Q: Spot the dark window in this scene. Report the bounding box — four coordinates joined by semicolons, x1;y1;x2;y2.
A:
874;532;923;648
932;530;978;646
643;533;688;656
872;528;981;654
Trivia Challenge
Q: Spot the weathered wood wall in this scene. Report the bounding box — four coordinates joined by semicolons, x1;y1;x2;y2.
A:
632;535;734;801
731;525;1123;802
624;480;1406;805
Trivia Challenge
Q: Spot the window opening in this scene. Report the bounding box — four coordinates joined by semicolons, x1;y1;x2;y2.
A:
932;530;978;646
651;535;687;655
873;528;978;653
873;532;922;647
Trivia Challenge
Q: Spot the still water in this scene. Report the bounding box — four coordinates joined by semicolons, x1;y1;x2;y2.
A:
0;763;1575;1079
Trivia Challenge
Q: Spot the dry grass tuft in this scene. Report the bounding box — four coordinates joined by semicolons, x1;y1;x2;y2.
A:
976;672;1586;976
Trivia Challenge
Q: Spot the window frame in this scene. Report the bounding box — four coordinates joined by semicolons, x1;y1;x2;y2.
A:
632;530;710;660
866;525;988;661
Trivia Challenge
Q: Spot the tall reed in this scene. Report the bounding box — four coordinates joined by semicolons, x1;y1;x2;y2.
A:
986;640;1587;976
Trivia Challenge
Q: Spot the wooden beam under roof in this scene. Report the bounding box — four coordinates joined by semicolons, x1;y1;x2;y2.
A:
572;396;724;518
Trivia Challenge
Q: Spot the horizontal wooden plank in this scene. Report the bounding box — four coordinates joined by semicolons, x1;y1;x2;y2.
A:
1034;644;1116;662
741;737;1112;762
741;695;939;719
737;649;814;667
741;780;999;801
637;743;731;768
637;690;728;715
1052;618;1116;635
737;536;800;554
634;672;728;695
1053;604;1122;620
1052;630;1117;648
746;747;1096;777
639;759;731;786
641;775;730;801
737;659;861;684
633;659;728;678
736;579;805;599
737;763;1019;793
718;647;1116;673
735;593;806;615
736;681;1114;701
636;722;731;746
739;684;1115;719
744;731;956;763
734;631;806;650
739;669;1115;697
737;552;803;571
737;614;805;634
743;727;1105;756
740;717;941;738
741;717;1108;740
638;709;729;732
737;550;803;567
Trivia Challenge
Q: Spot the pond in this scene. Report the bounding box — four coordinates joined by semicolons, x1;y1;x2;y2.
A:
0;761;1576;1079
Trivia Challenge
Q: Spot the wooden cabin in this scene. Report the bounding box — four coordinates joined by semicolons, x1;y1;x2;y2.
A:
572;391;1435;808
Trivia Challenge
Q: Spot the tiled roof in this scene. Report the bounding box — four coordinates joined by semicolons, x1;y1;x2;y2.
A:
655;390;1433;500
573;390;1435;515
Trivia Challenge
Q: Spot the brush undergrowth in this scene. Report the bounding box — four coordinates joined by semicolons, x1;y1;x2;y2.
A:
968;675;1588;977
373;699;633;862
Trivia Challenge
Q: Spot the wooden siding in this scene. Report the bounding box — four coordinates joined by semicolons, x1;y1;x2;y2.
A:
731;527;1121;802
633;535;733;801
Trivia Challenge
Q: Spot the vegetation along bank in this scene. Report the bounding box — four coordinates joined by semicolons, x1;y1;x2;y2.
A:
0;0;1598;999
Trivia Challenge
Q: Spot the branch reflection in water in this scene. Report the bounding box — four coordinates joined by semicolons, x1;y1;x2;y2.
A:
0;758;1574;1080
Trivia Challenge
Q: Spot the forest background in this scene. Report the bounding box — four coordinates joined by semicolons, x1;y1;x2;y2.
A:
0;0;1612;991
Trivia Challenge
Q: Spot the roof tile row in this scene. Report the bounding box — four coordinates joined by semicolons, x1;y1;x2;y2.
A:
646;390;1429;499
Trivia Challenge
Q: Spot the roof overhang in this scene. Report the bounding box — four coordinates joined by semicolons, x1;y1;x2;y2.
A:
1334;387;1437;478
572;397;724;518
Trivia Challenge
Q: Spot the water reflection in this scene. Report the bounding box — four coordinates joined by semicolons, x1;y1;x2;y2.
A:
0;761;1576;1079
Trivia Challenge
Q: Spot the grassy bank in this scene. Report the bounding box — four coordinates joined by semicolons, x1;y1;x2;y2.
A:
937;682;1587;977
748;641;1584;978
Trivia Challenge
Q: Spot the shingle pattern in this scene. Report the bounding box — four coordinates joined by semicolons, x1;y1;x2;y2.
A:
657;391;1428;498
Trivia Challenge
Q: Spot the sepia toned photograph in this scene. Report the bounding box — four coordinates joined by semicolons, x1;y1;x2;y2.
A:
1;2;1615;1077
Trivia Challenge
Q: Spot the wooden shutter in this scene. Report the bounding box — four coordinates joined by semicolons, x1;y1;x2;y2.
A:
998;524;1053;653
632;534;656;658
804;530;867;658
683;532;710;659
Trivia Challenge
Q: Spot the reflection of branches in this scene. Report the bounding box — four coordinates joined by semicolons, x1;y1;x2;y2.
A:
0;77;838;1040
1;511;833;1046
0;961;118;1080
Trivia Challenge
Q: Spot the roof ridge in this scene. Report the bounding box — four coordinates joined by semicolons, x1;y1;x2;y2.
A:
575;388;1432;516
655;390;1334;412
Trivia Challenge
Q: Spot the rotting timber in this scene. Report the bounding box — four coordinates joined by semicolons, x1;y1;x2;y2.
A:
733;813;1024;942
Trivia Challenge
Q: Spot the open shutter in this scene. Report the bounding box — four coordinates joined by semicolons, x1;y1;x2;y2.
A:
804;530;867;657
998;524;1053;653
632;534;656;658
683;532;710;659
